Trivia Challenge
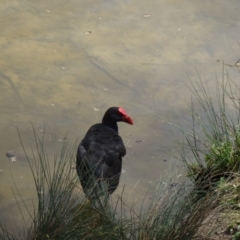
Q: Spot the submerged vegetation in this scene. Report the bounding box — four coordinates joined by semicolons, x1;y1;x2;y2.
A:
1;68;240;239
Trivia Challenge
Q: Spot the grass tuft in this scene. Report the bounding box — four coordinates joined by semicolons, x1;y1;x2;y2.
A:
176;68;240;191
0;126;220;239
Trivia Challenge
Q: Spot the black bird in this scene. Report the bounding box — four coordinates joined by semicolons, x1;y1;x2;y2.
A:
76;107;133;198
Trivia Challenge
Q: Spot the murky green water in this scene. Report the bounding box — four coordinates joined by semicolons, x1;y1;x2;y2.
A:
1;0;240;233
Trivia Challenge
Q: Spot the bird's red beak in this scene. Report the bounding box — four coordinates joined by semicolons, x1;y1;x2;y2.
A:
123;115;133;125
119;107;133;125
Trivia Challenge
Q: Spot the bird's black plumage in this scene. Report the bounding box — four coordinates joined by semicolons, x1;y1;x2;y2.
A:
76;107;133;198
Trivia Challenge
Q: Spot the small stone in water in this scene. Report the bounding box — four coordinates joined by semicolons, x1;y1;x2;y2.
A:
122;169;126;173
6;152;15;158
143;14;151;18
6;152;17;162
93;107;100;111
84;31;92;35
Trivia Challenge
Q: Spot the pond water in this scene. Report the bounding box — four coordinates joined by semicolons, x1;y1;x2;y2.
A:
0;0;240;233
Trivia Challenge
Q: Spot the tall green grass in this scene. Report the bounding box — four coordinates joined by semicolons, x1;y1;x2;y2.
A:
0;126;219;240
175;68;240;188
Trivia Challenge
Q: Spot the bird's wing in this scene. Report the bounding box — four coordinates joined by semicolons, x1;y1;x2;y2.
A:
77;125;125;177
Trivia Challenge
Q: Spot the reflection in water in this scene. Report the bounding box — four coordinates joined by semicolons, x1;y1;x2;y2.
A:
0;0;240;233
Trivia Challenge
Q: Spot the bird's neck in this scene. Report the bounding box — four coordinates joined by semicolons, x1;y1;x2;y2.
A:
102;118;118;132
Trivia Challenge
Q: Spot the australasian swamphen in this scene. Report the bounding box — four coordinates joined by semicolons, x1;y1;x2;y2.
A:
76;107;133;199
